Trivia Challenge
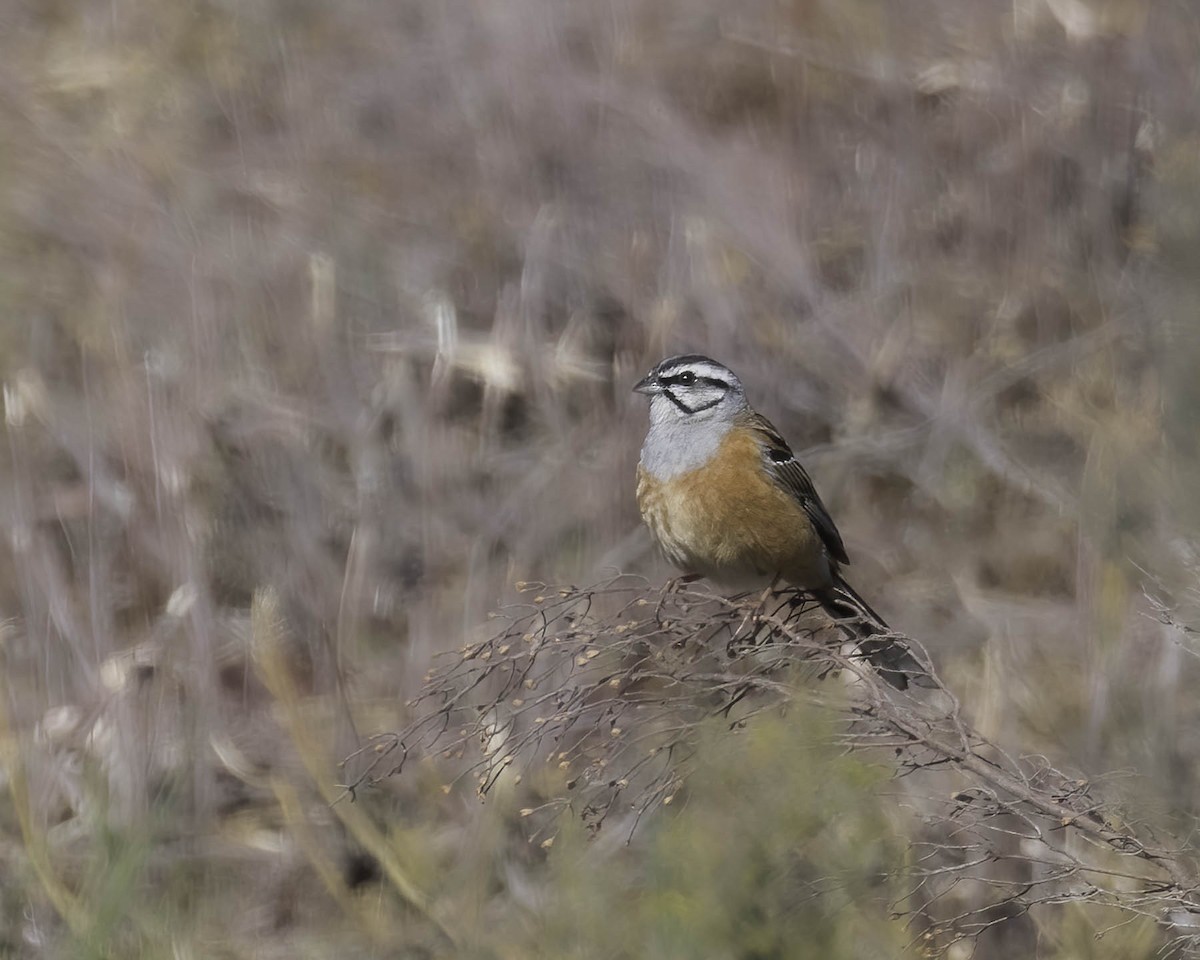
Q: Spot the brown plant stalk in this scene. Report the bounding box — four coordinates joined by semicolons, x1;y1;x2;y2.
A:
344;576;1200;955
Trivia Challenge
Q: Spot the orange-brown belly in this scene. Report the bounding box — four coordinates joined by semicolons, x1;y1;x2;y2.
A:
636;431;833;589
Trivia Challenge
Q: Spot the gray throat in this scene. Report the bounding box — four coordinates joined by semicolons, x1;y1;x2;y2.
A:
639;418;732;479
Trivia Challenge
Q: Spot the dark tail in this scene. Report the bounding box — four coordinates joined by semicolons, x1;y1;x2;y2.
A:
813;576;928;690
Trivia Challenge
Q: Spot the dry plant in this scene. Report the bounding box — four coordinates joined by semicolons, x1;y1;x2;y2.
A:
351;576;1200;957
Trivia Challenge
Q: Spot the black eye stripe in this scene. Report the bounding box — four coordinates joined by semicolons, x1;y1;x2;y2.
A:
660;373;729;389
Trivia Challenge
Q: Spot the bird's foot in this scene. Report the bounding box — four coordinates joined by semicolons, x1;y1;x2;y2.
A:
728;577;783;653
654;573;702;624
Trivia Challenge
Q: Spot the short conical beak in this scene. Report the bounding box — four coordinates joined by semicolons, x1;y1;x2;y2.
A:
632;373;657;395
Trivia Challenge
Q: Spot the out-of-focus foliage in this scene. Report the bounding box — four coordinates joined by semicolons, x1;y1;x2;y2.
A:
530;712;909;960
0;0;1198;956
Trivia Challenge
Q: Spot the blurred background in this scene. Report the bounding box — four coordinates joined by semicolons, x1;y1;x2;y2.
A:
1;0;1198;956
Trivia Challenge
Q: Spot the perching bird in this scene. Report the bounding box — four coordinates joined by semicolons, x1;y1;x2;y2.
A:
633;354;921;689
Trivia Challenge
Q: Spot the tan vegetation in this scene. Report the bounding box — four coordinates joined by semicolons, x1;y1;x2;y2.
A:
0;0;1197;956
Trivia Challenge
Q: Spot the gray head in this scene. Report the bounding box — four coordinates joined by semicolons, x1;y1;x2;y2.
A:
634;355;749;478
632;354;747;427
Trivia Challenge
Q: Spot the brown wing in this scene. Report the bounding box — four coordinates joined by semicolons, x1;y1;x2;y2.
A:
744;410;850;566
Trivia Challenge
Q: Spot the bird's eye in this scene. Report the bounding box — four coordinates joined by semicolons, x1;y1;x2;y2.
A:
676;371;695;385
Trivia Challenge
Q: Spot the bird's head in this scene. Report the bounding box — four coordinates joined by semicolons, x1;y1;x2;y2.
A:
633;354;747;425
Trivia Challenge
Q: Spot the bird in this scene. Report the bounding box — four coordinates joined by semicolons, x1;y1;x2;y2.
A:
632;353;922;689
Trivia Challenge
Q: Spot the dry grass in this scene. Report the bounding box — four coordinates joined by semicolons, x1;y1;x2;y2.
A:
0;0;1198;956
369;576;1200;956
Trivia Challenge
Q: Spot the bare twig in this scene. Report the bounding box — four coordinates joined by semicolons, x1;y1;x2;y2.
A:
347;576;1200;955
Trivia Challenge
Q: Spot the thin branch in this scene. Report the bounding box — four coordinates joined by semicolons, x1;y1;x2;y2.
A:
348;576;1200;955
